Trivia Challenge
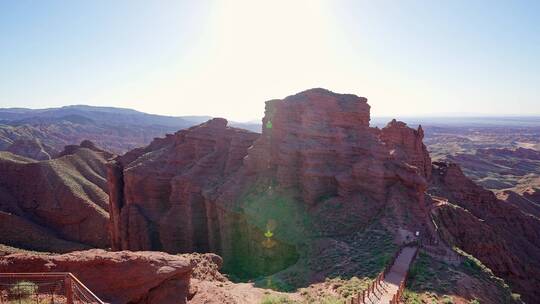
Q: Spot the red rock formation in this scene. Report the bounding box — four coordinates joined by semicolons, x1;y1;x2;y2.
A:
0;141;111;249
430;162;540;302
380;119;431;180
0;249;207;304
58;139;113;159
108;89;433;278
104;88;540;300
245;89;430;205
108;118;259;252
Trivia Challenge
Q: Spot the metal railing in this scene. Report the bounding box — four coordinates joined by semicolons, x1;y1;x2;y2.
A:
0;273;104;304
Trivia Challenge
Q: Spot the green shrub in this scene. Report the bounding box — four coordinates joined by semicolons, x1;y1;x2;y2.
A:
462;258;482;274
329;276;370;298
511;293;521;302
408;253;434;286
403;290;422;304
9;281;37;299
260;295;297;304
442;296;454;304
319;296;344;304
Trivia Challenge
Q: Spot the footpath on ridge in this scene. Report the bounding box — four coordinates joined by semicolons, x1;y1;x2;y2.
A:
349;246;418;304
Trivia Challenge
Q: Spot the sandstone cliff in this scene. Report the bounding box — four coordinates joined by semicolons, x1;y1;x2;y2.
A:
107;118;259;253
108;89;433;279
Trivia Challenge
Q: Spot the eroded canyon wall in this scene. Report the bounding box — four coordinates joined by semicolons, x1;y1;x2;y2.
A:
430;162;540;302
107;118;259;253
107;88;433;278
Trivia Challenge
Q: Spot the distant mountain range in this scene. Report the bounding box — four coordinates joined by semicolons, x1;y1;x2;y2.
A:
1;104;539;159
0;105;261;157
0;105;211;127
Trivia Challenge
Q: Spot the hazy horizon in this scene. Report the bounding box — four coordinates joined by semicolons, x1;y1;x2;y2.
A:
1;1;539;120
2;103;540;125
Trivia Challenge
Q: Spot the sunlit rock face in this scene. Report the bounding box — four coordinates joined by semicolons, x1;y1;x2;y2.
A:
108;88;433;278
245;88;431;206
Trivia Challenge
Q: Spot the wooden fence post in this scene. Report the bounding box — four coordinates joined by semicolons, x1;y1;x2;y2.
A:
65;275;73;304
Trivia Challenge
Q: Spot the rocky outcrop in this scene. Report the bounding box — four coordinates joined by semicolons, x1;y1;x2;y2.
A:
107;118;259;252
58;139;113;159
380;119;431;180
430;162;540;303
0;249;203;304
0;141;112;249
108;89;433;278
245;89;430;205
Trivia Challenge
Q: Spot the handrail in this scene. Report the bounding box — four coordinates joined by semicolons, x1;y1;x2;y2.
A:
389;247;419;304
347;243;419;304
0;272;105;304
68;273;104;303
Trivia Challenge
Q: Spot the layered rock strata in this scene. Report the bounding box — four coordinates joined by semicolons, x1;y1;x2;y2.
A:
108;89;432;277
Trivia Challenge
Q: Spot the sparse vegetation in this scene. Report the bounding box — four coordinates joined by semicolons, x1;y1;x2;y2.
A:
404;249;521;304
259;294;344;304
442;296;454;304
9;281;37;299
260;295;297;304
324;276;371;299
408;252;436;290
403;290;422;304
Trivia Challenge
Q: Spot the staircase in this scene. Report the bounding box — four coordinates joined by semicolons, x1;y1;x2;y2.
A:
0;272;104;304
347;246;418;304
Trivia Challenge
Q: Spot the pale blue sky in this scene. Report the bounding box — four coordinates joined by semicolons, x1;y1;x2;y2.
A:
0;0;538;121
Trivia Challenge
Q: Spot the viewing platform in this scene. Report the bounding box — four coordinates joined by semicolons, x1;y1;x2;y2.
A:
0;273;104;304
